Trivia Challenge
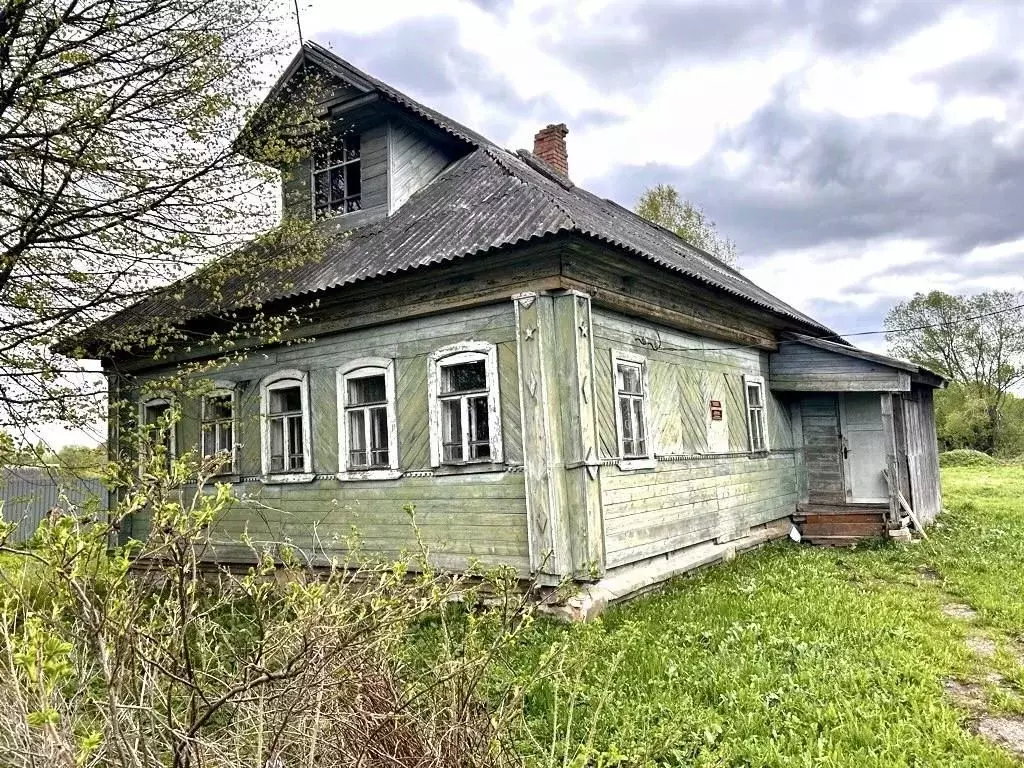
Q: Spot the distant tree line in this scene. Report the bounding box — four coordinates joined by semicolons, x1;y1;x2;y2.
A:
886;290;1024;458
0;432;107;478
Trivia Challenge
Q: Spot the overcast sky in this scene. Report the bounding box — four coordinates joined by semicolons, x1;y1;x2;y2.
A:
38;0;1024;449
302;0;1024;342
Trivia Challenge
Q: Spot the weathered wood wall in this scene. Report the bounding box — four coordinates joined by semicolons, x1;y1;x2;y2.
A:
771;343;910;392
388;121;450;212
131;303;529;571
601;454;798;568
800;394;846;504
590;309;798;569
900;385;942;523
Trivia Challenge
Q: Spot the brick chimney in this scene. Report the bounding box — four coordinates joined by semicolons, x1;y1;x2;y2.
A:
533;123;569;176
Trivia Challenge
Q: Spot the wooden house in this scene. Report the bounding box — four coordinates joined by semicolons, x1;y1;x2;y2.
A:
73;43;945;614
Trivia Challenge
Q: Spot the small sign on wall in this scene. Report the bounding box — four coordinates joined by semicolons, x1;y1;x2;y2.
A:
709;400;723;421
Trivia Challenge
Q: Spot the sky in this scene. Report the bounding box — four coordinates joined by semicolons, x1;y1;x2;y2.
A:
37;0;1024;448
299;0;1024;341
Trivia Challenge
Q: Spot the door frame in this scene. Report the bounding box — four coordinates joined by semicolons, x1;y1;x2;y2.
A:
838;393;888;503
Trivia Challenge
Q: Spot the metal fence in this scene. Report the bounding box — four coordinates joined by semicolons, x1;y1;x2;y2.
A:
0;467;104;544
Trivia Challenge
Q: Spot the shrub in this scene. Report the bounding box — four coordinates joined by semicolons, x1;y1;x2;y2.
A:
938;449;998;468
0;447;544;768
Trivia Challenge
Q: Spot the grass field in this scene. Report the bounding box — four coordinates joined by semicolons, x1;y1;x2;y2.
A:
505;466;1024;767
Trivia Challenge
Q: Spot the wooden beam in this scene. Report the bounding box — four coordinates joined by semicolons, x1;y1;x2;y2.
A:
880;394;901;529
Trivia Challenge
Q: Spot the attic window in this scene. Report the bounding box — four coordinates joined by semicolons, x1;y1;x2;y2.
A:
312;135;361;218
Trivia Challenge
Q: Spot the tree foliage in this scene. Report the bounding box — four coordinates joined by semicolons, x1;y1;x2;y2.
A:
886;290;1024;454
0;0;327;436
635;184;738;266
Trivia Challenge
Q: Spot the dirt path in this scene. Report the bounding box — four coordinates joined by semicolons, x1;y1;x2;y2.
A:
940;593;1024;758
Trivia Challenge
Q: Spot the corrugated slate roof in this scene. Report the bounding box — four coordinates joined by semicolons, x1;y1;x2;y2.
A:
77;43;834;348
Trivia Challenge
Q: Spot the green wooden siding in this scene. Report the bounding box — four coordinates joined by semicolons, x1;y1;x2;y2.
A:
600;454;798;568
127;303;529;571
590;308;798;570
590;309;793;459
201;472;529;571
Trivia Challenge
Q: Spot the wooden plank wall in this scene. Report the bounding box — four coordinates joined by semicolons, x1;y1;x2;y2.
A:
388;121;450;212
135;303;530;571
800;395;846;504
770;343;908;391
591;309;798;569
900;385;943;523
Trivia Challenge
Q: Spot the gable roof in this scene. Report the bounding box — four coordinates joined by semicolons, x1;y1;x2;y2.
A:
74;42;836;352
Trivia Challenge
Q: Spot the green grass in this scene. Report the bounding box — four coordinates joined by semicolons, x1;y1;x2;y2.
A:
506;466;1024;767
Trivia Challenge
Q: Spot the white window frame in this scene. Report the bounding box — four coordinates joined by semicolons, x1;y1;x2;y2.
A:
200;382;238;476
337;358;400;481
428;342;503;467
611;350;655;470
743;374;770;453
311;133;362;220
260;370;314;483
139;396;177;470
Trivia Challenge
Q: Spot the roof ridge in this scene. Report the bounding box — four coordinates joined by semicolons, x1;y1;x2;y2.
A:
301;41;496;150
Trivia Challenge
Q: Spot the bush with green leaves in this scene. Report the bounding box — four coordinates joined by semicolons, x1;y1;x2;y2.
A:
938;449;1000;468
0;410;548;768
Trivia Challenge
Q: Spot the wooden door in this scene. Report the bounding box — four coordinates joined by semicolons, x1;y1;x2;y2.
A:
801;394;846;504
839;393;888;502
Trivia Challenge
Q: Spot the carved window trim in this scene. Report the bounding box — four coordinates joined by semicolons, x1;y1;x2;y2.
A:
743;374;769;453
260;370;314;483
200;382;238;476
611;350;656;471
337;358;401;481
428;342;503;467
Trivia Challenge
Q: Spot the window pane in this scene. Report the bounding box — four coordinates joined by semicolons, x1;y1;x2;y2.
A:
314;171;328;210
747;384;762;408
370;406;389;466
144;402;169;425
270;418;284;470
345;135;360;161
202;424;216;457
329;168;345;212
217;422;233;453
617;363;642;394
441;360;486;394
270;385;301;414
441;399;463;461
348;410;367;467
632;398;646;456
205;393;232;421
468;396;490;459
347;374;385;405
346;161;361;201
751;410;765;451
619;396;634;442
288;415;304;469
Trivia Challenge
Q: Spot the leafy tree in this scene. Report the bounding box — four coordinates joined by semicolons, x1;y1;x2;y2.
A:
0;0;326;434
635;184;738;266
886;290;1024;453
